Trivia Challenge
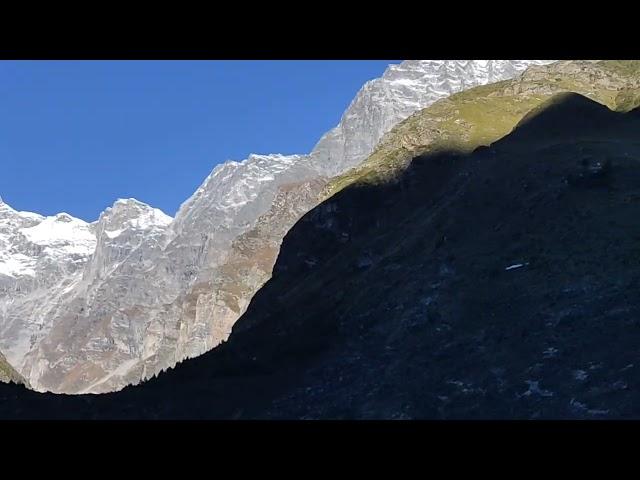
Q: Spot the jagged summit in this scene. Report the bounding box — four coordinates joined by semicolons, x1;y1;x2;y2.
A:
0;197;41;217
0;202;94;279
100;198;172;233
112;197;153;208
20;213;95;255
170;152;311;241
307;60;553;177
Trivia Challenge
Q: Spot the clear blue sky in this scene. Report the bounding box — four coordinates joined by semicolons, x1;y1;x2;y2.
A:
0;60;399;221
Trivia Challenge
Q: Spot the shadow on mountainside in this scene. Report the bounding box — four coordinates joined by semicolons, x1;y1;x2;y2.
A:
2;93;640;419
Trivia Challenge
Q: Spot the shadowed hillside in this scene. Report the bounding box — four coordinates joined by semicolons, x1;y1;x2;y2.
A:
1;94;640;418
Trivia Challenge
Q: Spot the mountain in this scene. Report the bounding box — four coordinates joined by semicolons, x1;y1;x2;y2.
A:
2;86;640;418
308;60;554;176
0;60;553;394
0;200;96;365
326;60;640;196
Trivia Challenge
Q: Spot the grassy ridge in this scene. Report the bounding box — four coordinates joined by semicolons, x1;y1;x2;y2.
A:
325;60;640;197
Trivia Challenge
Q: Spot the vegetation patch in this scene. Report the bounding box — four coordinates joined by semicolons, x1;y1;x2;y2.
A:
324;60;640;198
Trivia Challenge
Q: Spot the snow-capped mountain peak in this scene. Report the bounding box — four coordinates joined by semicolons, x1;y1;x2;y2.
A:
0;198;95;281
20;212;95;255
309;60;554;176
99;198;172;239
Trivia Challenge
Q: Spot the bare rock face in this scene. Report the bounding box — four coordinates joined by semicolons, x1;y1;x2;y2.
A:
172;176;328;362
0;200;96;369
309;60;553;176
15;199;173;393
0;60;554;393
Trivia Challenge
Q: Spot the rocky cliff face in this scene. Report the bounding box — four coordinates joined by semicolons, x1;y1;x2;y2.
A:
308;60;553;176
0;200;96;366
0;60;554;393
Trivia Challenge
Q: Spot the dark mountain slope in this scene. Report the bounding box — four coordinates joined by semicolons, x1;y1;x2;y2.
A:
2;94;640;418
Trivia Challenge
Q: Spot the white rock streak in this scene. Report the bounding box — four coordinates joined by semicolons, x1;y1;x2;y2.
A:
505;264;525;271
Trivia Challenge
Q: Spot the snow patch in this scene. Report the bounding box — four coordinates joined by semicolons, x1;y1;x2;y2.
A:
104;229;124;239
505;263;527;271
0;253;36;277
20;213;96;256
